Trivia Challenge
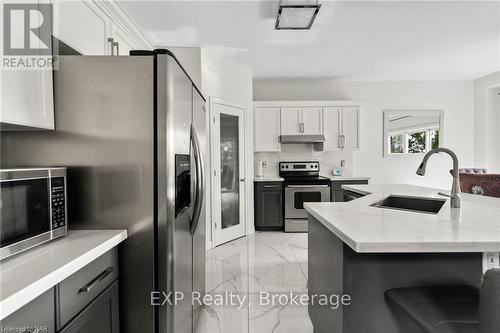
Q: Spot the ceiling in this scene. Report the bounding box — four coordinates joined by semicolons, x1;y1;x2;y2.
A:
120;1;500;80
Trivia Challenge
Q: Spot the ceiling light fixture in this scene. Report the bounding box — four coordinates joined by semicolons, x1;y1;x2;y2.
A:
275;0;321;30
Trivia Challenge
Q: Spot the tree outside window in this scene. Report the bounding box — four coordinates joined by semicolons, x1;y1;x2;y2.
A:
430;129;440;149
390;135;404;154
407;131;427;153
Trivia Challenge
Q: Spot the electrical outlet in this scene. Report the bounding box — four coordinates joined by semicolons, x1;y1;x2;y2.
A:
482;252;500;273
262;161;267;168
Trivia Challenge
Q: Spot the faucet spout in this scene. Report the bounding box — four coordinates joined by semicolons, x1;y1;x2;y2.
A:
416;148;461;208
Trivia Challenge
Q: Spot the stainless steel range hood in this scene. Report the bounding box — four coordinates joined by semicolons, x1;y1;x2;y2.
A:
279;134;325;143
279;134;325;151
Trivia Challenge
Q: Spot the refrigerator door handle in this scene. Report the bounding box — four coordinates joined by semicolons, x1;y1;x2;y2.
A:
190;124;204;235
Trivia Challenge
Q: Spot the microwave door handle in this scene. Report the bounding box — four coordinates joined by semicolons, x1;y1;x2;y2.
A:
190;124;204;235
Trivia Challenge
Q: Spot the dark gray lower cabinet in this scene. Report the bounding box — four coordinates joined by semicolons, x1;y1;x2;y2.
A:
331;180;369;202
60;281;119;333
0;288;56;333
0;250;119;333
254;181;283;230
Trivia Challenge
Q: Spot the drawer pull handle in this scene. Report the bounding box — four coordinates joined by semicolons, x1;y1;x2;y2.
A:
263;185;278;188
78;267;114;293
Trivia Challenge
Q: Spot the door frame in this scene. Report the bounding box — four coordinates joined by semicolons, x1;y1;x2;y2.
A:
209;97;247;247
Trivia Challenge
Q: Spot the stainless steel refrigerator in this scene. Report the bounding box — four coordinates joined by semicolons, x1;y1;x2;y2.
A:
0;50;207;333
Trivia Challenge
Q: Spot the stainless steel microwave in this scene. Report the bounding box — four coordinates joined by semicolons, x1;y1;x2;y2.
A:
0;168;67;260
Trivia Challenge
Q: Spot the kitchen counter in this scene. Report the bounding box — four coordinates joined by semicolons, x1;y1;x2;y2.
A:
0;229;127;320
306;184;498;332
304;184;500;253
254;176;284;182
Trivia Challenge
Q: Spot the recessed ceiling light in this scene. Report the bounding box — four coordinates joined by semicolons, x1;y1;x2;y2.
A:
275;1;321;30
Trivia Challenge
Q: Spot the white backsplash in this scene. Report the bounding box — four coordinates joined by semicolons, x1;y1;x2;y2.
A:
254;144;354;178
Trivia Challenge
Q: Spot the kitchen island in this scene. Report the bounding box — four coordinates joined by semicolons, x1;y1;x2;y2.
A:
304;184;500;333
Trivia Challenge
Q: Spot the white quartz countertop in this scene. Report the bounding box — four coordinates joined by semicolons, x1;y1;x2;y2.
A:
0;229;127;320
304;184;500;253
254;176;284;182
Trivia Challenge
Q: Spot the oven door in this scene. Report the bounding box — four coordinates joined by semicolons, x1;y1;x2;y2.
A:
0;170;52;260
285;184;331;219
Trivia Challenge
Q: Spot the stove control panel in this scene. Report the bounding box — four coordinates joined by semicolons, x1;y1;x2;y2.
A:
279;161;319;172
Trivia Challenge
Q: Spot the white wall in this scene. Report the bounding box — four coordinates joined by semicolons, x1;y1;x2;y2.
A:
474;71;500;172
165;46;202;89
201;49;254;246
254;80;475;190
256;146;354;179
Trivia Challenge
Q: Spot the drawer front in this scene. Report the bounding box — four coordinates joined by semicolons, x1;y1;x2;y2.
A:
0;288;55;333
330;180;368;191
256;181;283;192
57;249;118;329
60;280;119;333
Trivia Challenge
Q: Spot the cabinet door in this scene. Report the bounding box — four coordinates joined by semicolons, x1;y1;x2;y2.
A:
111;23;140;56
323;107;341;151
0;288;55;333
1;1;54;130
341;107;359;149
254;182;283;230
60;281;119;333
280;107;301;135
1;70;54;130
301;107;323;135
54;0;109;55
254;107;281;152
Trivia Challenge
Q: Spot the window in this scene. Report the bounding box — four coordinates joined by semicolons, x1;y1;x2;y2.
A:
388;127;439;155
390;134;404;154
383;110;443;157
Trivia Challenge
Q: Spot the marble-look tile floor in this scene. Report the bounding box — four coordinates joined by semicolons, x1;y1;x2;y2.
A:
196;232;313;333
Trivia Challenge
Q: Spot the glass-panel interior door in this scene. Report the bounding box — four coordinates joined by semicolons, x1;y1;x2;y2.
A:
212;100;245;246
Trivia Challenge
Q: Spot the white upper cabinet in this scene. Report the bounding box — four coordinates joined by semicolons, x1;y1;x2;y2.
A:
254;107;281;152
111;23;138;56
301;107;323;135
254;101;360;152
53;0;150;56
280;107;301;135
323;106;360;151
341;106;359;149
1;68;54;130
323;107;341;150
280;107;323;136
1;1;54;130
54;1;108;55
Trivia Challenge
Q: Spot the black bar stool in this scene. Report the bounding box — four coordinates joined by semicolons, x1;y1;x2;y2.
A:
385;269;500;333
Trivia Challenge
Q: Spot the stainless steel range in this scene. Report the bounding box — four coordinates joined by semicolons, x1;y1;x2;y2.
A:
280;161;331;232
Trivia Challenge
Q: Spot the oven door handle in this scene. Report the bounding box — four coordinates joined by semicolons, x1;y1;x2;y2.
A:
286;185;329;188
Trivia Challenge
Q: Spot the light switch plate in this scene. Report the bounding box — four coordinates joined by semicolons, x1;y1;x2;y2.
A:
482;252;500;273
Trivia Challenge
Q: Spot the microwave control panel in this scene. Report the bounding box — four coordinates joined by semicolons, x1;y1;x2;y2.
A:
51;177;66;229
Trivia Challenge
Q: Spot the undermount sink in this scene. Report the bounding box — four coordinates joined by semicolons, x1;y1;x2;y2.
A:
370;195;447;214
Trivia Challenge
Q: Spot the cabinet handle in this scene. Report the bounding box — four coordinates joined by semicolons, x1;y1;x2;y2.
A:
113;41;120;56
107;38;115;56
263;185;279;188
338;134;342;148
302;122;305;133
78;267;114;293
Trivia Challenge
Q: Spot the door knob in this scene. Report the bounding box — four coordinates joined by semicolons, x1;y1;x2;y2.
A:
240;178;246;182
